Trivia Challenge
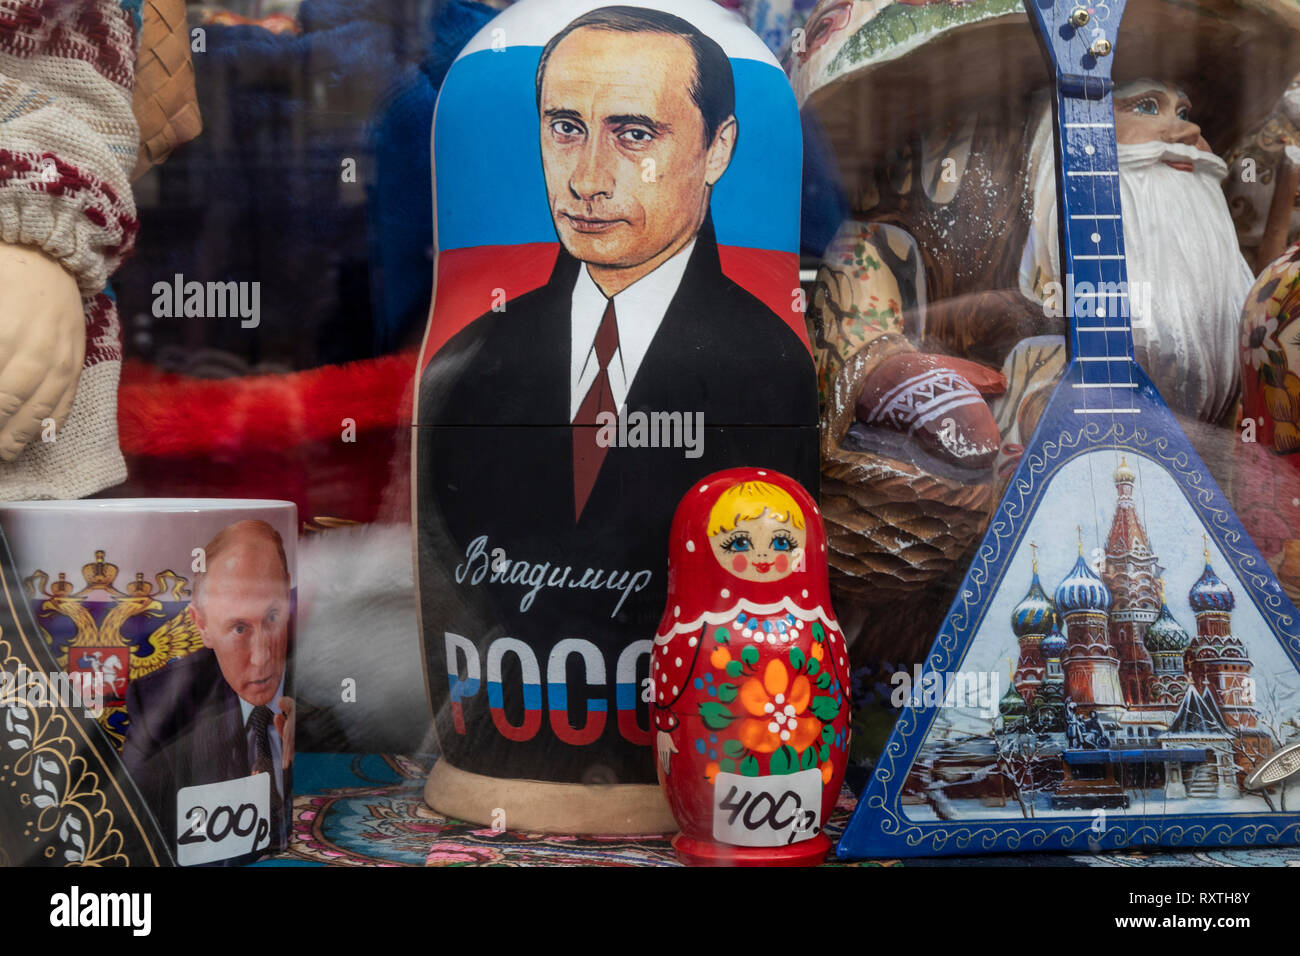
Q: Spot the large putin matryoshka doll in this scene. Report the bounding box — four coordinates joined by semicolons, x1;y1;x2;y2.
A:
413;1;818;832
652;468;851;865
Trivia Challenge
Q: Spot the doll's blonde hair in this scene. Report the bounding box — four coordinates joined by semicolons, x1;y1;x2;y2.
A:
707;481;805;537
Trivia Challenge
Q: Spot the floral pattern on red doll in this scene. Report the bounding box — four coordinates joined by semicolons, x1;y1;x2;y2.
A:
650;475;851;786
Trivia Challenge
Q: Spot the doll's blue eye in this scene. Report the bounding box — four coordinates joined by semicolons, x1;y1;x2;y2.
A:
724;534;751;552
771;535;794;552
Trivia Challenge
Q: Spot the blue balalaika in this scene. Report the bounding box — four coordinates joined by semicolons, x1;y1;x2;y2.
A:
838;0;1300;858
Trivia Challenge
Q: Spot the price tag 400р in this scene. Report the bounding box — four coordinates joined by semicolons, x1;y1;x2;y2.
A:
712;768;823;848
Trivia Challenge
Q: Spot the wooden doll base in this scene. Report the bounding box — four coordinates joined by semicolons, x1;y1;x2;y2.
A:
423;759;677;835
671;832;832;867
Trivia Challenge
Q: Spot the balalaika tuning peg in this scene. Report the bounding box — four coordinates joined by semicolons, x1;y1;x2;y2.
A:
1091;36;1112;57
1069;7;1090;27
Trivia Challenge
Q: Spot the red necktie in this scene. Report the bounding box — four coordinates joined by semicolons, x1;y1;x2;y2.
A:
572;298;619;520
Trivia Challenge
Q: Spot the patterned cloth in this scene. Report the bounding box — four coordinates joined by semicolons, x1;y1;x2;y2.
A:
0;0;140;499
257;753;1300;867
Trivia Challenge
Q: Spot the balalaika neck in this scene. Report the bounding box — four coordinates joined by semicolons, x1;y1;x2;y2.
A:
1052;79;1136;374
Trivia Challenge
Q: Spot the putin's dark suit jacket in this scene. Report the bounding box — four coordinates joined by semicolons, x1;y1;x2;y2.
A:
415;217;819;785
122;648;291;860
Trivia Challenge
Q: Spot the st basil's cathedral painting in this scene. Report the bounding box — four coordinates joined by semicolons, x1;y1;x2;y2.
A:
903;452;1300;822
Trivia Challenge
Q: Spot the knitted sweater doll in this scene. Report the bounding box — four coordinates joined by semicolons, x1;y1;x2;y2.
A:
0;0;140;499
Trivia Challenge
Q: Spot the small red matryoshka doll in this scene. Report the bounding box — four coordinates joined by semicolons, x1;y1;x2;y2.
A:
651;467;852;866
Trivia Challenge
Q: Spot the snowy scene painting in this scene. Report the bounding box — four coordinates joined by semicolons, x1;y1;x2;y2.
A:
899;450;1300;824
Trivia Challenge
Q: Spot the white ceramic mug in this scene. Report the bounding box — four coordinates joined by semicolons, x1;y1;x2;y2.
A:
0;498;297;864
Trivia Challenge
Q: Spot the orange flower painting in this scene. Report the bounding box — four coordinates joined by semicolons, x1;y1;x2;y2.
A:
737;659;822;754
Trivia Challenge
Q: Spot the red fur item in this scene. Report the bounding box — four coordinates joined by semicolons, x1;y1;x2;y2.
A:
115;351;416;523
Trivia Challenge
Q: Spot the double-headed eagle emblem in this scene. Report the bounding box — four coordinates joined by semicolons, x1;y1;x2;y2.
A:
23;550;205;748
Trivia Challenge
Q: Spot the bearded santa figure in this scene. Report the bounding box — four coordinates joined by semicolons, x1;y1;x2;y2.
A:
859;78;1259;434
1021;80;1257;425
806;77;1263;655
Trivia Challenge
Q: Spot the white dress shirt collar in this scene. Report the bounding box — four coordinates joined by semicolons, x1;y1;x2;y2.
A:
570;239;697;421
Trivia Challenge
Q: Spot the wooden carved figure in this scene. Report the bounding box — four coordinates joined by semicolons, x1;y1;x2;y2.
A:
652;468;851;865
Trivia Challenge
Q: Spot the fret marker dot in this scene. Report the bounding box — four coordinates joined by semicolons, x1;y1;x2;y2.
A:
1084;145;1095;155
1091;232;1101;243
1098;308;1106;318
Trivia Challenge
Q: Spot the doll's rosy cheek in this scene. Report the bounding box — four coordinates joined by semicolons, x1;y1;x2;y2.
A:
775;554;789;573
732;555;748;572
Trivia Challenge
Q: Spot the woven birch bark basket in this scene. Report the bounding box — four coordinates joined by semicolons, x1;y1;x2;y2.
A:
819;331;994;607
131;0;202;182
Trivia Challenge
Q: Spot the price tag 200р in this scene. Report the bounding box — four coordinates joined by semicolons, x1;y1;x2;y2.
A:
712;768;823;848
176;773;273;866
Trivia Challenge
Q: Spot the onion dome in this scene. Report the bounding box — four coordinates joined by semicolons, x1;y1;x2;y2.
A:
1040;617;1067;660
1144;599;1191;652
1189;540;1235;613
1055;554;1112;614
998;682;1027;719
1012;553;1054;637
1114;458;1136;486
